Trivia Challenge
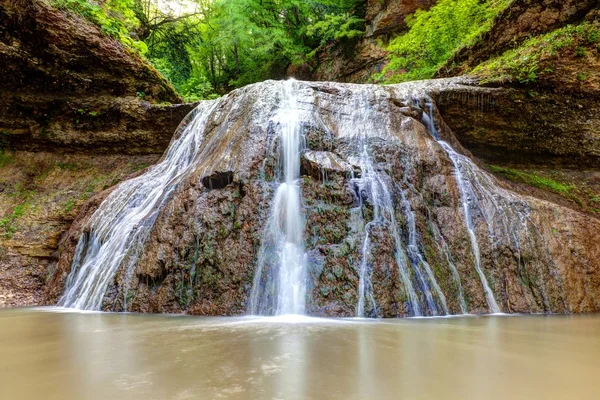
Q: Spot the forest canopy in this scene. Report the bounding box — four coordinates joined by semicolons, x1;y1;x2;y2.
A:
50;0;509;100
51;0;365;100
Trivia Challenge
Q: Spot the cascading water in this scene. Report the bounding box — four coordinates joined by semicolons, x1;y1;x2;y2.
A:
399;189;449;315
52;78;571;318
438;141;501;313
347;91;420;317
59;101;219;310
248;80;308;315
348;90;452;317
421;103;500;313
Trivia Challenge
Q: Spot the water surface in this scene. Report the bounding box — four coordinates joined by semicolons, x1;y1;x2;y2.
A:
1;309;599;400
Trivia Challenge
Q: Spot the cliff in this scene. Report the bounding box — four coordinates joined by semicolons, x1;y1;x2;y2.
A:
0;0;194;306
307;0;436;83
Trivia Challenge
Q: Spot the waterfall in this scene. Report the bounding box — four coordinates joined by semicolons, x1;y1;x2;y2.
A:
248;80;308;315
58;101;220;310
422;104;500;313
438;142;501;313
350;90;444;317
53;78;566;317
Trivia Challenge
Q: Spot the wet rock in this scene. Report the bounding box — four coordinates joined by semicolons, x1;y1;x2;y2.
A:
301;151;353;180
202;171;234;190
45;79;600;318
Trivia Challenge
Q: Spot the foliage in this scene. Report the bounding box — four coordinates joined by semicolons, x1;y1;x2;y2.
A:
51;0;148;53
378;0;510;83
472;22;600;84
50;0;364;101
305;13;364;48
488;166;575;195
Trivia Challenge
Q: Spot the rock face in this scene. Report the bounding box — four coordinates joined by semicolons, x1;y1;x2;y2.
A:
365;0;436;38
309;0;436;83
45;79;600;317
0;0;194;307
435;84;600;168
432;2;600;216
438;0;598;77
0;0;192;154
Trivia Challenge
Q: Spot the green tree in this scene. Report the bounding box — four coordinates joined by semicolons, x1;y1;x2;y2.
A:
379;0;510;83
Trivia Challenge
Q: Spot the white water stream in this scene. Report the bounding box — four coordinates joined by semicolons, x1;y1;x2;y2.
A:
249;80;307;315
59;101;219;310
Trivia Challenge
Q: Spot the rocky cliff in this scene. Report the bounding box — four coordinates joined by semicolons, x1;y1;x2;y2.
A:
435;2;600;216
0;0;194;306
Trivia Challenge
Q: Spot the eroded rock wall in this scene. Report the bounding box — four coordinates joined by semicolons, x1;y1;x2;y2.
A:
0;0;193;306
438;0;598;77
308;0;436;83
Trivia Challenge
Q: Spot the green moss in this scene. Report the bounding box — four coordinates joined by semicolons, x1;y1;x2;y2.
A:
0;151;14;168
56;162;78;170
575;46;587;57
489;165;574;194
64;199;75;212
0;203;29;239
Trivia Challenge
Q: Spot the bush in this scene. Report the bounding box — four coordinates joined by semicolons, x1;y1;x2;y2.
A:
51;0;147;53
377;0;510;83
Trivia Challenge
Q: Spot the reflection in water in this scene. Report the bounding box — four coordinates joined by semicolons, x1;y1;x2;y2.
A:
0;309;600;400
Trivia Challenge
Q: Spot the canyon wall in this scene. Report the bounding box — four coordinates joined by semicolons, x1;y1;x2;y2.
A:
0;0;193;306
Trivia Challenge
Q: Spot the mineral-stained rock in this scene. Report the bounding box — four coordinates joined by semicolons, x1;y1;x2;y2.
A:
302;150;353;181
45;79;600;317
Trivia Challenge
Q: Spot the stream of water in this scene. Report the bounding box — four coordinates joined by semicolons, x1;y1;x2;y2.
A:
1;308;599;400
249;80;308;315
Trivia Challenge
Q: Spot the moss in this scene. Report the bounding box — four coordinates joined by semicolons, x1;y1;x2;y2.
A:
489;165;574;195
0;203;30;238
0;151;14;168
64;199;75;212
56;162;78;170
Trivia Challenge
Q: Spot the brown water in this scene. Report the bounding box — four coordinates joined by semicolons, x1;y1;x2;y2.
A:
1;309;599;400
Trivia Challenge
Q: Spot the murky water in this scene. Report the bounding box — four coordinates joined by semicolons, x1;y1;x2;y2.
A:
1;309;599;400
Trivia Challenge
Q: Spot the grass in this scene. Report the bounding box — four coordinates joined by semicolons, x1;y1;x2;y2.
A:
0;151;14;168
488;165;575;195
64;199;75;212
